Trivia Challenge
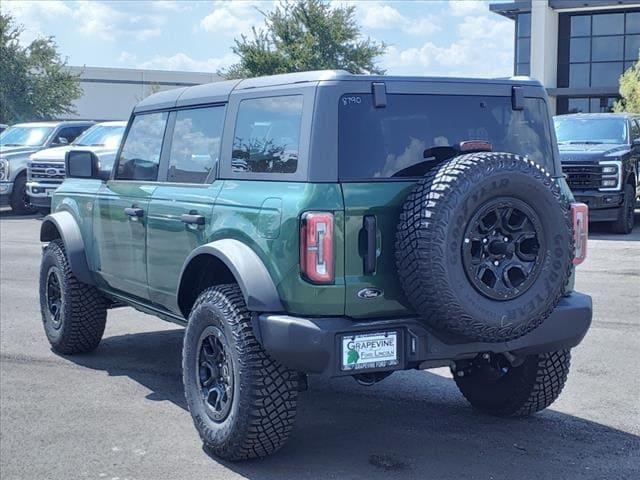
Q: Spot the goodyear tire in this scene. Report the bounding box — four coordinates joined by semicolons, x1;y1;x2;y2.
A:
396;152;573;342
39;239;107;354
183;284;298;461
453;350;571;417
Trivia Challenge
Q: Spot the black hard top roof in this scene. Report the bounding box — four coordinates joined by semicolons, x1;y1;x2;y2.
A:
134;70;544;113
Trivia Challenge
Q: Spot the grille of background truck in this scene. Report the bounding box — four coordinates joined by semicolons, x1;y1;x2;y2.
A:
562;164;604;190
28;162;65;183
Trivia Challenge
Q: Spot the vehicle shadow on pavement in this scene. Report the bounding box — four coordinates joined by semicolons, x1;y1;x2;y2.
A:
63;328;640;480
587;210;640;241
0;208;41;220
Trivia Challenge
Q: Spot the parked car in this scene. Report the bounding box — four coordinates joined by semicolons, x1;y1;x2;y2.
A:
27;121;127;213
0;121;94;214
554;113;639;234
39;71;592;461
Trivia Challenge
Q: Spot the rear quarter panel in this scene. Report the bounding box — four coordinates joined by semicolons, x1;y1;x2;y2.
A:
212;180;345;316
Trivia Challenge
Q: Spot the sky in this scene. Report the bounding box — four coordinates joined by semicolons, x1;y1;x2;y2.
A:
3;0;516;78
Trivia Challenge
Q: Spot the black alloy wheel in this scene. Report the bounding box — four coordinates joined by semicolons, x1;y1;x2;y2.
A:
462;197;544;301
45;266;64;330
197;326;234;422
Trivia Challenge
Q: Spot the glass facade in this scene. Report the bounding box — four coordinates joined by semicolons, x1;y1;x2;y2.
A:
558;9;640;89
515;12;531;76
557;96;619;114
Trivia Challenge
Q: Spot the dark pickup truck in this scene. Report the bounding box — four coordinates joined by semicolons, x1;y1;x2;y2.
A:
554;113;639;234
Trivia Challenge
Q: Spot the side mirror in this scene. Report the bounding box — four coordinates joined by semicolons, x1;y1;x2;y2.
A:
633;138;640;147
65;150;108;181
54;137;69;146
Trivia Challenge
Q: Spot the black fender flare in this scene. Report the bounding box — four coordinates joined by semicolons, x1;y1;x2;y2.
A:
179;239;284;313
40;211;94;285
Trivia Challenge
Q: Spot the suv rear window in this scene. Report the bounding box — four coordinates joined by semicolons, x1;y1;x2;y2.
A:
339;94;554;180
232;95;303;174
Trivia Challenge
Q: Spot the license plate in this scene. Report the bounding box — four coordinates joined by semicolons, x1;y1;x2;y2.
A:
45;189;55;197
341;331;398;371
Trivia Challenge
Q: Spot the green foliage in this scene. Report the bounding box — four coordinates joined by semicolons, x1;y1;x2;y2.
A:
614;57;640;113
221;0;386;79
0;13;82;124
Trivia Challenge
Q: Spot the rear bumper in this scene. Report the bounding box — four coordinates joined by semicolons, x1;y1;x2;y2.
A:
256;292;592;376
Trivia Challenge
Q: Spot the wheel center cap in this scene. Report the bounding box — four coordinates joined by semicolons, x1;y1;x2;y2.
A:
488;239;508;255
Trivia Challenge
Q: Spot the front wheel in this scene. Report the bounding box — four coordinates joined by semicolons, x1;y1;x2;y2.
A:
39;239;108;354
183;285;299;461
9;174;36;215
453;350;571;417
611;184;635;234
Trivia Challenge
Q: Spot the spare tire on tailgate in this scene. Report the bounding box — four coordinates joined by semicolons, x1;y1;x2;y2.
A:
396;152;573;343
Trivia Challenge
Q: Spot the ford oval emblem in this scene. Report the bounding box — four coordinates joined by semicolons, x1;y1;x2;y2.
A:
357;288;384;299
46;168;58;175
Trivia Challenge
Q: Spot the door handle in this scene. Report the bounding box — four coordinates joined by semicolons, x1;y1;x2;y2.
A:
363;215;377;275
124;207;144;218
181;213;205;226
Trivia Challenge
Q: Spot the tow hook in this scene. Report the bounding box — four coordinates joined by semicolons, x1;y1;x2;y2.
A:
452;352;524;378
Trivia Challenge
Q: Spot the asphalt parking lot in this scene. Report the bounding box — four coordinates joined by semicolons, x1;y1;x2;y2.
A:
0;209;639;480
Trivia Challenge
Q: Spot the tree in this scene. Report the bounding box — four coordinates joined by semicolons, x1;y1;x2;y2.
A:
614;57;640;113
0;13;82;124
221;0;386;79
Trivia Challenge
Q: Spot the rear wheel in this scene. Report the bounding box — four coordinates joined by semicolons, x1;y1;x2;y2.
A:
453;350;571;417
10;174;36;215
183;285;299;461
611;183;635;234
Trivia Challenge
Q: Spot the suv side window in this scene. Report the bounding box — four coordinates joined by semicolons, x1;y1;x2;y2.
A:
116;112;168;181
232;95;303;174
168;106;225;183
631;119;640;142
55;126;88;145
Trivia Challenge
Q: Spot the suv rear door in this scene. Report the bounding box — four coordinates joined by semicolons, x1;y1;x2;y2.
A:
93;111;168;300
337;83;556;318
146;105;226;313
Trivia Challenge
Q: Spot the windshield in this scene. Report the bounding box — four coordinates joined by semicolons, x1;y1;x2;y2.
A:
553;117;627;145
74;124;125;148
0;126;54;147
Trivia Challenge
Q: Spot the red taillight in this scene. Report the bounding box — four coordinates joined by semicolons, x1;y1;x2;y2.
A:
300;212;334;284
571;202;588;265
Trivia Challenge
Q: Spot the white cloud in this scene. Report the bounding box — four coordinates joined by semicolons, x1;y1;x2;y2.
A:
200;1;269;37
2;0;73;43
136;52;238;73
357;1;441;36
381;14;514;77
74;1;165;42
449;0;489;17
6;0;169;44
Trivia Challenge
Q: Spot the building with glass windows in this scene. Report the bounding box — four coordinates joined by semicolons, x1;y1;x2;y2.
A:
490;0;640;114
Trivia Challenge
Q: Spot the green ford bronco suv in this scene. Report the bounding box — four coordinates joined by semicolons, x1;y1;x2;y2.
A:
39;71;592;460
